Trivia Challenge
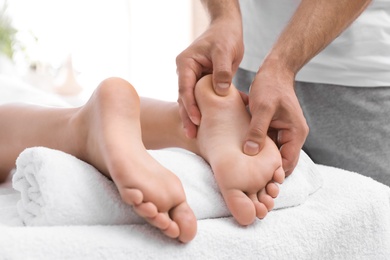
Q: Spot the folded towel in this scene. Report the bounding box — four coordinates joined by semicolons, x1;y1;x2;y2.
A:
3;162;390;259
12;147;322;226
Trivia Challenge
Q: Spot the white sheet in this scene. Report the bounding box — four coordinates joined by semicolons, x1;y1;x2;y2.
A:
0;75;71;107
1;163;390;259
1;74;390;259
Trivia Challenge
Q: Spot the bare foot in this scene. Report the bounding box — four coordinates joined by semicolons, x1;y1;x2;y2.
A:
195;75;285;225
74;77;197;243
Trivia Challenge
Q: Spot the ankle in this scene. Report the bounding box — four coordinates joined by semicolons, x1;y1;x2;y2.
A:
67;107;89;161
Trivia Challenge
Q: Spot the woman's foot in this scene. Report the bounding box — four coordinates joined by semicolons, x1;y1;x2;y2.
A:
74;77;197;243
195;75;284;225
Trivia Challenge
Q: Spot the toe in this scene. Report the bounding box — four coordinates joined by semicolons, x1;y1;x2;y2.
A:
258;189;274;211
255;202;268;219
249;193;268;219
119;188;144;206
145;212;172;230
170;202;197;243
162;221;180;239
266;182;279;198
273;166;285;184
225;189;256;226
133;202;158;218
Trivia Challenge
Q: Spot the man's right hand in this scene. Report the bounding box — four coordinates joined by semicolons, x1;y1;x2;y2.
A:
176;10;243;138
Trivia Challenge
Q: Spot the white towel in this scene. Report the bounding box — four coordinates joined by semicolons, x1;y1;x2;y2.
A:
3;152;390;259
12;147;322;226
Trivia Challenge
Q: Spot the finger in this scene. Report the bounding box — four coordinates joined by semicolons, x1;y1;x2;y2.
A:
178;99;198;139
267;128;278;144
278;129;306;176
238;91;249;106
243;105;274;156
211;50;234;96
177;61;202;127
280;140;302;177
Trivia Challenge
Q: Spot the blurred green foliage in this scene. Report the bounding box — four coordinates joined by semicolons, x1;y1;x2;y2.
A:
0;1;17;59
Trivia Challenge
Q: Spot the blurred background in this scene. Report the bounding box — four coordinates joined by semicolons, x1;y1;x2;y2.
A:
0;0;208;104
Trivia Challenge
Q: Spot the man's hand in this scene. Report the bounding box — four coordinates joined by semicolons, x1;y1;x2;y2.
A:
176;2;243;138
241;0;370;175
244;60;309;176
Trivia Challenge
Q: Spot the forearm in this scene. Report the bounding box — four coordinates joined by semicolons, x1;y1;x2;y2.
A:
200;0;241;23
264;0;372;75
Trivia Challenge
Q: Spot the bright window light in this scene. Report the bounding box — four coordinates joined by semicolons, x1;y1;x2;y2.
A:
5;0;194;102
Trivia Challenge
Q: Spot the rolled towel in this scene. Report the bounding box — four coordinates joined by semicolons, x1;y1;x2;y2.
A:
12;147;322;226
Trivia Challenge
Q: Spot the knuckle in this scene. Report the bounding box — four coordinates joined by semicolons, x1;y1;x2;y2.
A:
178;86;188;96
293;116;309;140
248;125;267;141
249;98;273;115
302;121;310;136
178;86;195;102
214;69;232;82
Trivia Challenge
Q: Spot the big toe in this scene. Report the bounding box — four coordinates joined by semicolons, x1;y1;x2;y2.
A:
224;189;256;226
170;202;197;243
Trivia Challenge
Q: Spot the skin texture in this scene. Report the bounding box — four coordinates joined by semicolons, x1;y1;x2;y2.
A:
194;75;284;225
176;0;372;176
0;75;283;242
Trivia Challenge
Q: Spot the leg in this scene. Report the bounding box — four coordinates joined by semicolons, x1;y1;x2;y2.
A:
232;67;254;94
0;171;8;184
0;77;197;242
0;104;81;176
194;75;285;225
296;81;390;186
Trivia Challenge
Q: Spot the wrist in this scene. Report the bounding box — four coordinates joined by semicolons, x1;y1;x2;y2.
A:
259;56;296;83
202;0;241;23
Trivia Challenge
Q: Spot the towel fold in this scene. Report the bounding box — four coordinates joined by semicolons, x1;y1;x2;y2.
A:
12;147;322;226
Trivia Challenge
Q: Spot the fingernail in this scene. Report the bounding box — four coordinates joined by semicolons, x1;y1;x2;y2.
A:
244;141;259;155
184;128;191;138
217;83;230;89
190;115;200;125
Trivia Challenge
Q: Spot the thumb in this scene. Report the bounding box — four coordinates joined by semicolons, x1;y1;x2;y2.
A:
211;53;233;96
243;111;272;155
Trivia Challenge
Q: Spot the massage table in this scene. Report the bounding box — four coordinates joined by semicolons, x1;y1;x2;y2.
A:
0;74;389;259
